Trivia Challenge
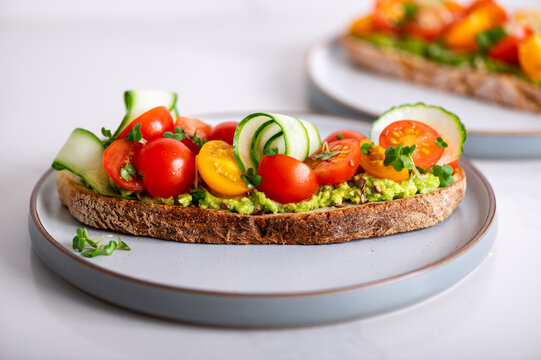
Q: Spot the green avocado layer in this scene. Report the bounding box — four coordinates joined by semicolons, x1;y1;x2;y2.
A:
140;172;441;215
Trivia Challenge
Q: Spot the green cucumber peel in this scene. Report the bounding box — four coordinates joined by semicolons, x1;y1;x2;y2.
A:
370;103;467;165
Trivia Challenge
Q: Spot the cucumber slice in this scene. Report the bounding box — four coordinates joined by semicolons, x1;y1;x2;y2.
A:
300;119;322;156
233;113;310;173
52;128;118;197
112;90;179;139
370;103;467;165
250;120;280;166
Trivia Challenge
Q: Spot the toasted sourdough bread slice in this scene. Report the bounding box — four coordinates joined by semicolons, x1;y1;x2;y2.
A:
56;167;466;245
341;35;541;113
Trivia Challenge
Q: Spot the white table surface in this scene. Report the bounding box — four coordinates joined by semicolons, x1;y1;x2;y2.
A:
2;0;541;359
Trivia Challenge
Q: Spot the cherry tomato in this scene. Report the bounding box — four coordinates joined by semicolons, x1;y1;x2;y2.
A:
257;154;319;204
359;140;409;182
488;25;533;64
378;120;444;170
305;139;361;185
174;116;212;139
444;0;506;51
403;1;465;41
207;121;239;145
518;32;541;81
468;0;506;23
102;139;145;191
323;129;367;144
196;140;249;196
133;138;195;198
350;15;374;37
372;0;410;34
118;106;174;140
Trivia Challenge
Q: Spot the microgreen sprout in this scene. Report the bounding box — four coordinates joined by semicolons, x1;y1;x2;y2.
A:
190;188;206;205
435;136;448;149
119;163;137;181
361;141;374;155
241;168;262;188
125;123;144;143
72;227;130;258
314;141;341;161
164;126;207;149
336;133;344;140
101;127;114;146
384;144;424;178
431;164;455;187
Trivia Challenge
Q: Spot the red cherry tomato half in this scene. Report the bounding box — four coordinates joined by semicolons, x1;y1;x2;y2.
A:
379;120;444;170
323;129;367;144
257;154;319;204
133;138;195;198
174;116;212;139
305;139;361;185
488;25;533;64
118;106;174;140
207;121;239;145
102;139;145;191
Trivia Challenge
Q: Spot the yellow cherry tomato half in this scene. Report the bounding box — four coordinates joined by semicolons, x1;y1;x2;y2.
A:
518;32;541;81
443;0;506;52
359;139;410;182
350;15;374;37
196;140;249;196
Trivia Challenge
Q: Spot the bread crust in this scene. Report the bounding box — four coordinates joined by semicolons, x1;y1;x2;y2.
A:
56;167;466;245
341;35;541;113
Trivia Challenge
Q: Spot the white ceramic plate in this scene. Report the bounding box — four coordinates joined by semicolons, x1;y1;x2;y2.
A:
29;112;497;327
306;38;541;158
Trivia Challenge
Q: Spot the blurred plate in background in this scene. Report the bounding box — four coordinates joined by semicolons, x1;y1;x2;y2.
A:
306;38;541;158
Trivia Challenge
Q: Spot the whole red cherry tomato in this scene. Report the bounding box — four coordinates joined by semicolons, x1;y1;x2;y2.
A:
118;106;174;140
257;154;319;204
133;138;195;198
102;139;145;191
305;139;361;185
207;121;239;145
323;129;367;144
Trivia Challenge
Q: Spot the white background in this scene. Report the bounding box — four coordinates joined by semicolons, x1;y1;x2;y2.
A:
1;0;541;359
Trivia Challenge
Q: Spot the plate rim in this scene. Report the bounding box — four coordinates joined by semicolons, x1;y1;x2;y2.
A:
30;111;496;299
305;36;541;137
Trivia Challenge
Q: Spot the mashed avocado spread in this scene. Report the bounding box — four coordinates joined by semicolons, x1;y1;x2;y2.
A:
140;172;440;215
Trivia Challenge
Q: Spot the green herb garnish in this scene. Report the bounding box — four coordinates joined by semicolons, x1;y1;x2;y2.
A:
431;164;454;187
190;188;206;204
101;127;114;146
435;136;448;149
476;27;506;54
241;168;262;188
314;150;340;161
164;126;187;141
336;133;344;140
164;126;207;149
125;123;143;143
361;141;374;155
72;227;130;258
119;163;137;181
384;144;417;171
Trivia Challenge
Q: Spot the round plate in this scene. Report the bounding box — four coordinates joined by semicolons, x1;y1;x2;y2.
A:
29;112;497;328
306;38;541;158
